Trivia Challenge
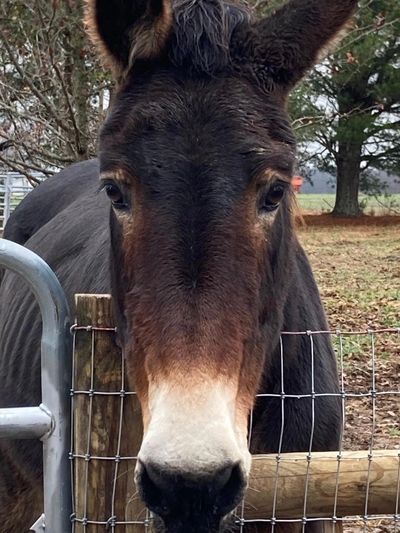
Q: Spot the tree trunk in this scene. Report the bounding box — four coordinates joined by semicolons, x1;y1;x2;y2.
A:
332;82;369;218
333;139;363;217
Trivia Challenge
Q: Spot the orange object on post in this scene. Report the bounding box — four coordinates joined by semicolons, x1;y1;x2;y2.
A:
292;175;303;193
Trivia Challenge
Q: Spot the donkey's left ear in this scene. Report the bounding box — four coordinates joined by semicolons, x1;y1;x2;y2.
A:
233;0;357;91
85;0;172;77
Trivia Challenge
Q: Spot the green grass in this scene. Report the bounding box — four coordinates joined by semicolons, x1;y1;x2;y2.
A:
297;193;400;215
299;223;400;330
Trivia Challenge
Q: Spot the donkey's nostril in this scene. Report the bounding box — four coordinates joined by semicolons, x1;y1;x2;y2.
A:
214;462;246;514
138;461;170;515
137;460;247;521
144;462;169;491
213;462;235;491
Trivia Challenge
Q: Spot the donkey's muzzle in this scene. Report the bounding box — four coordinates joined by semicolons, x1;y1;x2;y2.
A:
137;459;246;528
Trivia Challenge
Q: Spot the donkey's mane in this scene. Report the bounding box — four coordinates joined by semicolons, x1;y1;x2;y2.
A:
169;0;250;73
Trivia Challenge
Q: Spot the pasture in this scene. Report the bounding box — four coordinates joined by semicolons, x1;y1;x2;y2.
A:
300;219;400;330
299;219;400;532
299;219;400;451
298;194;400;216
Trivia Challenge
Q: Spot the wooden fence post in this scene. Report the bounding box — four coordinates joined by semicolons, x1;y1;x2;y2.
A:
73;294;145;532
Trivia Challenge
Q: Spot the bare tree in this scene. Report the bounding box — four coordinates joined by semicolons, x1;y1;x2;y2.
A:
0;0;111;179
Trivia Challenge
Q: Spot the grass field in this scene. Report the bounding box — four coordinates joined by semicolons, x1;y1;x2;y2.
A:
299;219;400;532
299;221;400;330
298;193;400;215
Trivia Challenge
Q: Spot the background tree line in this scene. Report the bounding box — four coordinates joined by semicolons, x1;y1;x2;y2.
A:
0;0;399;216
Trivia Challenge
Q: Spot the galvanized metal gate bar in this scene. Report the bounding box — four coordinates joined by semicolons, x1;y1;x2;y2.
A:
0;239;72;532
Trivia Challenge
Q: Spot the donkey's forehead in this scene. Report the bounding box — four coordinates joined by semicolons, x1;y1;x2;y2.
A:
99;70;296;179
110;69;291;127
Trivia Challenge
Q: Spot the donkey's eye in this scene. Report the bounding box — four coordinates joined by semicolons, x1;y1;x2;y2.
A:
258;183;286;214
103;181;127;209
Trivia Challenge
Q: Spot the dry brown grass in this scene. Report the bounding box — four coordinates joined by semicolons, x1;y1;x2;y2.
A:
298;219;399;533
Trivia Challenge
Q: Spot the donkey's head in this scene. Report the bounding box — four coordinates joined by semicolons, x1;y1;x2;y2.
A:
87;0;356;529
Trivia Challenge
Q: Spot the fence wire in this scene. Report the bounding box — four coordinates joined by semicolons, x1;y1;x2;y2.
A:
70;325;400;532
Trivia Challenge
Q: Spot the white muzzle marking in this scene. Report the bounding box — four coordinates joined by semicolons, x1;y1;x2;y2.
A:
137;379;251;477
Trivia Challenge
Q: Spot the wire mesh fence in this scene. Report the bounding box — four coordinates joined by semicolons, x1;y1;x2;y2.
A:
69;295;400;532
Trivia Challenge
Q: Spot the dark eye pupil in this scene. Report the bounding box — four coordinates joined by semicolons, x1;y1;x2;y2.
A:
268;185;284;204
259;184;285;213
105;183;123;204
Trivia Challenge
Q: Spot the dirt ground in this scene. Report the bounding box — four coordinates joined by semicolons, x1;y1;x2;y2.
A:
301;215;400;227
297;216;400;533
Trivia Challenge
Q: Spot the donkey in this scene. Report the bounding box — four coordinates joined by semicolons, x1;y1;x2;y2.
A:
0;0;357;531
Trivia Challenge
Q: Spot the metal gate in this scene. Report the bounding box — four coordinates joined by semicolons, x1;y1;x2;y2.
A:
0;239;72;532
0;172;44;231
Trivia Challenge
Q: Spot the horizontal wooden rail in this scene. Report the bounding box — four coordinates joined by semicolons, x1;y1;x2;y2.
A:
247;450;400;519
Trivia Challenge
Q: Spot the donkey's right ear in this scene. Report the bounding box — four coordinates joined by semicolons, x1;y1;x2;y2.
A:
232;0;357;92
85;0;172;77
